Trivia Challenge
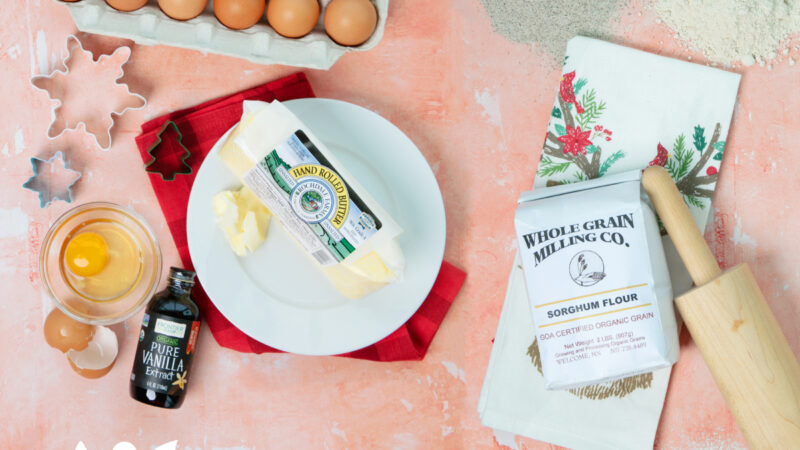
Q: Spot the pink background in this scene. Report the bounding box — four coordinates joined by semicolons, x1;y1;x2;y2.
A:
1;1;798;448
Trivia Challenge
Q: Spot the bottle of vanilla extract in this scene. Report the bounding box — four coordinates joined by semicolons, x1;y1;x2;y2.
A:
130;267;201;409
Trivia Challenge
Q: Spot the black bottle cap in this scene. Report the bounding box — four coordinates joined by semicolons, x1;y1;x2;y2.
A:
168;267;196;284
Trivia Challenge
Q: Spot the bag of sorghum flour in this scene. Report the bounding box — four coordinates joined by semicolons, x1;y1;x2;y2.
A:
514;170;678;390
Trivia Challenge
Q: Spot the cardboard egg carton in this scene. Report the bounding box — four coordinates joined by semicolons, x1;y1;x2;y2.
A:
62;0;388;70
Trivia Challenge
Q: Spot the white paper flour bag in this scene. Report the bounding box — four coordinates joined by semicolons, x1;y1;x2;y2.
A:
514;170;678;390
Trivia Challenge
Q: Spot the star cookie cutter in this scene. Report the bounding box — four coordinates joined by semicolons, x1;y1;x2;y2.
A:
31;36;146;151
143;121;193;181
22;151;82;208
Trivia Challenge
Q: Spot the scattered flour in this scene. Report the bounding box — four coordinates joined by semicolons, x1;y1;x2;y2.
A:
35;30;49;75
330;422;347;441
653;0;800;66
493;429;519;449
474;88;502;127
732;213;757;247
480;0;622;59
14;128;25;154
441;360;466;382
0;207;29;239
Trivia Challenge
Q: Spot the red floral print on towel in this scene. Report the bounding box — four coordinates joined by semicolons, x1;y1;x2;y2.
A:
557;125;593;156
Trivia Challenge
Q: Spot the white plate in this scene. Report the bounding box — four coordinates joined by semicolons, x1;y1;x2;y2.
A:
186;98;446;355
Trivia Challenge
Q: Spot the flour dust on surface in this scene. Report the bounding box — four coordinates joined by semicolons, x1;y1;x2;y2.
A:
653;0;800;67
480;0;800;69
479;0;624;61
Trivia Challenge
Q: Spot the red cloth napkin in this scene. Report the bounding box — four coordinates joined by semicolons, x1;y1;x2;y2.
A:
135;73;466;361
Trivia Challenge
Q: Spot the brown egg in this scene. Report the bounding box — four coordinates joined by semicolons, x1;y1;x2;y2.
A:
158;0;208;20
43;308;94;353
214;0;266;30
324;0;377;46
105;0;149;11
267;0;320;38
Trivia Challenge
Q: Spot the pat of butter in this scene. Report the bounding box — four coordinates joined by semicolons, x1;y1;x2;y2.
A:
217;100;405;299
212;186;271;256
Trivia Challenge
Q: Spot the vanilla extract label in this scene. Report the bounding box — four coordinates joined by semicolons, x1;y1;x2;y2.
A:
131;314;200;395
514;171;679;390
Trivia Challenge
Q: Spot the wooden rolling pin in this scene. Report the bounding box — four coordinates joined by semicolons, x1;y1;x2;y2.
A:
642;166;800;449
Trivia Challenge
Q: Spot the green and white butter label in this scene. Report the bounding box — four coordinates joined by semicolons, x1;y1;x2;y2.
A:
242;130;382;267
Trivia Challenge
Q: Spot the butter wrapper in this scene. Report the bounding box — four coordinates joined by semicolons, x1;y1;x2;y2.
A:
219;100;404;299
515;170;678;390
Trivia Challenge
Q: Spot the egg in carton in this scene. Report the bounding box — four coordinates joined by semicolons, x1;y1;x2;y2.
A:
61;0;389;70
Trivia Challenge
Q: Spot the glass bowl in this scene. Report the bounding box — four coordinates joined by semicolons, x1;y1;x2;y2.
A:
40;202;162;325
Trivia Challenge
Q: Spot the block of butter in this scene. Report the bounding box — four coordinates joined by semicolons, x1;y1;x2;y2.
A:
218;100;405;299
212;186;271;257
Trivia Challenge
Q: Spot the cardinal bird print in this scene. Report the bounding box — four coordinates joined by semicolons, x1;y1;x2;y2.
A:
649;143;670;167
560;71;585;114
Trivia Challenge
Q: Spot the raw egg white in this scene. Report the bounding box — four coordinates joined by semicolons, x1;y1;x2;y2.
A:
324;0;377;46
214;0;266;30
267;0;320;38
64;223;141;301
158;0;208;20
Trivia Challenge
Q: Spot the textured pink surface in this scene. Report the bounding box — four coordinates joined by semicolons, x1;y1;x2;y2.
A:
1;1;798;448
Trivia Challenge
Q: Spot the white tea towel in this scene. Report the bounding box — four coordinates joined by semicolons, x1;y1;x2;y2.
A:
479;36;740;449
480;255;673;449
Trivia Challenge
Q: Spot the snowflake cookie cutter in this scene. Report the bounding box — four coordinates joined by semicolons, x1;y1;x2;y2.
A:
22;151;82;208
31;35;146;151
143;121;193;181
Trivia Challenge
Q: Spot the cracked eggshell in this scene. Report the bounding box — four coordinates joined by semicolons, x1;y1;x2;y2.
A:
66;326;119;378
44;308;95;353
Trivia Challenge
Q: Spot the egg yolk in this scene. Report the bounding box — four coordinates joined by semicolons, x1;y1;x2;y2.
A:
65;232;109;277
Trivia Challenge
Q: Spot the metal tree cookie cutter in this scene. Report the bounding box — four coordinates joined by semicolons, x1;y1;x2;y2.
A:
143;121;193;181
22;151;82;208
31;35;146;151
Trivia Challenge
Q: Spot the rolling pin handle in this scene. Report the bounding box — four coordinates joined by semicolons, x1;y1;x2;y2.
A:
641;166;722;286
643;168;800;448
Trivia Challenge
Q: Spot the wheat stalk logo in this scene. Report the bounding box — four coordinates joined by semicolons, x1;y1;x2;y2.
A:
570;251;606;287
